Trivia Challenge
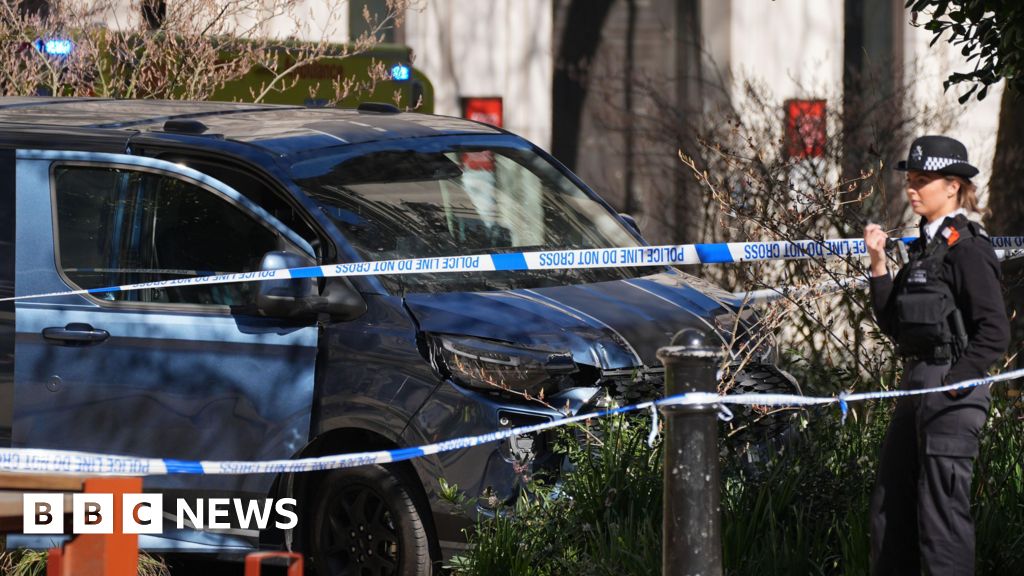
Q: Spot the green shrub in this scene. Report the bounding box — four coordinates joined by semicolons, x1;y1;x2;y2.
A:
975;392;1024;573
447;415;662;576
450;389;1024;576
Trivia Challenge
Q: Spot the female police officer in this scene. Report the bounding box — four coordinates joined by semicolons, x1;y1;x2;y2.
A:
864;135;1009;575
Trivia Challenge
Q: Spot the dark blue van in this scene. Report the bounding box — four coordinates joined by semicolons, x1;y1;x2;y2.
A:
0;98;796;574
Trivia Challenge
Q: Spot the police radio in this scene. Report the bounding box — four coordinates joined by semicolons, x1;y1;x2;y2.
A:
886;237;910;267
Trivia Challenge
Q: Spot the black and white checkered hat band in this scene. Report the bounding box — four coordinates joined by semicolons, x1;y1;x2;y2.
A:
922;156;963;171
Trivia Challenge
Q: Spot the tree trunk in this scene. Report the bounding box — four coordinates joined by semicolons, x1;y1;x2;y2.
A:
986;87;1024;366
551;0;615;172
671;0;703;244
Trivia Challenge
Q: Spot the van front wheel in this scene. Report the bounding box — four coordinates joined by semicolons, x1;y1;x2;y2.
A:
310;465;431;576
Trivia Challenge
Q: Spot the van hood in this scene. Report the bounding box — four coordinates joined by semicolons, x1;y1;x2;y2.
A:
403;272;742;369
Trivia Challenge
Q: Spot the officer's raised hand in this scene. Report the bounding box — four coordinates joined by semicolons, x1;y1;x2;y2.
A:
863;223;888;278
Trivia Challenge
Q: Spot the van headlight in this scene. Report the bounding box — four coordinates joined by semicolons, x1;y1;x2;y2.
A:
431;335;577;397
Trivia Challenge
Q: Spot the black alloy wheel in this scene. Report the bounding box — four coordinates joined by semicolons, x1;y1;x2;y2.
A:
723;362;803;474
310;465;431;576
725;362;803;438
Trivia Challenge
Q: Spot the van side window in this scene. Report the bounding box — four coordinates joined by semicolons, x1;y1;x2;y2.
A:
157;156;319;248
53;166;281;307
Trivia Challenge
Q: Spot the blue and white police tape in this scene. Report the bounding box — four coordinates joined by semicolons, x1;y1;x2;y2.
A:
4;236;1024;303
2;366;1022;477
735;238;1024;304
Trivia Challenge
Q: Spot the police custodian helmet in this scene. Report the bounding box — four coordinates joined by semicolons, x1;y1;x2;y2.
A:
896;135;980;178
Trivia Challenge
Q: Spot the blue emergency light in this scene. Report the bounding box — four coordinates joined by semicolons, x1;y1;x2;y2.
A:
35;38;74;56
390;63;410;81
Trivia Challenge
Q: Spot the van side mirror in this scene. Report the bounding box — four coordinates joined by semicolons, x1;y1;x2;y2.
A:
619;213;642;237
256;251;366;321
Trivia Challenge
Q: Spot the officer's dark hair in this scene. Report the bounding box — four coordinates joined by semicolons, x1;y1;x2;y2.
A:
945;175;987;218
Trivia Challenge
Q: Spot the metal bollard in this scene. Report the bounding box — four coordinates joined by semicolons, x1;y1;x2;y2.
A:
656;328;724;576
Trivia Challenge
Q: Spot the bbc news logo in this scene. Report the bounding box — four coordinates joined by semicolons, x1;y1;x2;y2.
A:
23;494;298;534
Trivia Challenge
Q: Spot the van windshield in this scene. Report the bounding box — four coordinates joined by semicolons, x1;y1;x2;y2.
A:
294;139;649;292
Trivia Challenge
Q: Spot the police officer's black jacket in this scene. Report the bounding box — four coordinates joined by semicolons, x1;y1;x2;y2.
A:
869;214;1010;385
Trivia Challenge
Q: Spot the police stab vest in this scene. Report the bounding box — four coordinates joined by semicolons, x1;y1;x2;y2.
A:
894;215;978;361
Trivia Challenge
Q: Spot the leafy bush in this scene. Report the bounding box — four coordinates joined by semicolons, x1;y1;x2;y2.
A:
446;415;661;576
975;392;1024;573
449;387;1024;576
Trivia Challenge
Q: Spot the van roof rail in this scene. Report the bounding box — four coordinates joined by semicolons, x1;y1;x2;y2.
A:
357;102;400;114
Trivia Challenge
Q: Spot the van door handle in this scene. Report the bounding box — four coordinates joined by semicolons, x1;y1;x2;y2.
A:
42;323;110;345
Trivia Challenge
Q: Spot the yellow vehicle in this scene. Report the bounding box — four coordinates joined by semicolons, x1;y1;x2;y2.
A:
32;36;434;112
213;42;434;112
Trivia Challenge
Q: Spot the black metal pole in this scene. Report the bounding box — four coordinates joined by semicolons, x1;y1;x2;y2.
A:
657;328;723;576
